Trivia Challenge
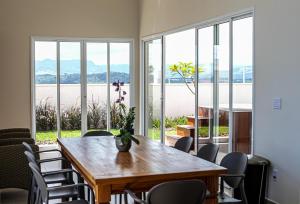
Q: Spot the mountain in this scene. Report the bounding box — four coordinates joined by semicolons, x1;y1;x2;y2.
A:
35;59;130;75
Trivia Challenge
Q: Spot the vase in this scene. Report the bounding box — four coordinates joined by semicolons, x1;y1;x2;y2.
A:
115;136;132;152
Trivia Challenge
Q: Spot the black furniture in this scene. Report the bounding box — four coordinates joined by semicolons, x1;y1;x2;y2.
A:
196;143;219;163
29;162;94;204
24;150;84;204
174;137;193;153
125;180;207;204
234;155;270;204
219;152;248;204
83;130;113;137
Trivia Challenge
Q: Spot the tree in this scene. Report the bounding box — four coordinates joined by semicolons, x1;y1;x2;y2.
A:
169;62;203;95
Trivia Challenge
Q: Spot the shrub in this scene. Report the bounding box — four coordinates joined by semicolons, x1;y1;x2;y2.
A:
87;99;107;129
36;98;57;131
61;105;81;130
151;118;161;128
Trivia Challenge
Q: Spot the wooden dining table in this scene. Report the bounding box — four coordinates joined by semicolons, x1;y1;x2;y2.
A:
58;135;226;204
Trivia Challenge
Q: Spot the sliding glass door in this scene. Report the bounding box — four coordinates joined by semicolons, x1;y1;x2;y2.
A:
143;14;253;155
144;39;163;141
33;39;133;144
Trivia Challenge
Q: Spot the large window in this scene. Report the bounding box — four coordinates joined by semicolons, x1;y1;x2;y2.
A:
143;14;253;155
32;39;133;144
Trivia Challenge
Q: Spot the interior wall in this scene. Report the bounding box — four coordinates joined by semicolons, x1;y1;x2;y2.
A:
0;0;140;131
139;0;300;203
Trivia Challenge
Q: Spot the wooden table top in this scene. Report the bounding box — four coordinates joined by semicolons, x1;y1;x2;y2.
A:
58;136;226;185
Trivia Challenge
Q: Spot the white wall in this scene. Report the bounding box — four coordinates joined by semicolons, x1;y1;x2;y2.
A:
140;0;300;203
0;0;140;130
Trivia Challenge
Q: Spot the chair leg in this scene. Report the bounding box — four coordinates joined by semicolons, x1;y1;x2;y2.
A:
119;194;123;204
240;180;248;204
124;193;128;204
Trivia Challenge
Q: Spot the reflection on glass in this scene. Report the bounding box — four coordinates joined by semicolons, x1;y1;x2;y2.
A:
60;42;81;138
232;17;253;153
165;29;195;146
86;43;108;132
198;26;214;139
110;43;130;135
145;39;162;141
216;22;230;157
35;41;57;143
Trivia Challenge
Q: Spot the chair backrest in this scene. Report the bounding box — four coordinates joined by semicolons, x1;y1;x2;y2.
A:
24;151;40;169
196;143;219;163
29;162;49;203
174;137;193;153
22;141;35;154
147;180;206;204
83;130;114;137
220;152;248;188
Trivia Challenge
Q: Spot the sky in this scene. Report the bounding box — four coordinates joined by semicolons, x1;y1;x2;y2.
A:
35;42;130;65
35;17;252;76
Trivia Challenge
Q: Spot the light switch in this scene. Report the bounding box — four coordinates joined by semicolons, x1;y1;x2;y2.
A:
272;98;281;110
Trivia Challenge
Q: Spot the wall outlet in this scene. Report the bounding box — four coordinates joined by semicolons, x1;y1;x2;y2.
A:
272;168;278;182
272;98;281;110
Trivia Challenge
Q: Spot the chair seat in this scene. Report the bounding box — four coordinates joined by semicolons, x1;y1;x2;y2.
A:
218;193;243;204
44;173;68;184
48;186;79;199
60;200;89;204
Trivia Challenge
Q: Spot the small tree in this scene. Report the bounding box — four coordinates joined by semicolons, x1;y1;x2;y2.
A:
169;62;203;95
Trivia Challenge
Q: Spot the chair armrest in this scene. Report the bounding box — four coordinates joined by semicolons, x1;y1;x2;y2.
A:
124;190;147;204
220;174;245;178
47;183;95;204
37;157;66;164
43;169;81;179
36;149;63;155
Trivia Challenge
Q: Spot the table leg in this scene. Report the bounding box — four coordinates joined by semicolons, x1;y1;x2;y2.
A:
96;185;111;204
205;176;218;204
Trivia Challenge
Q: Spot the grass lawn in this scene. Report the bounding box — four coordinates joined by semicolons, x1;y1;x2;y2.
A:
36;126;229;144
36;129;120;144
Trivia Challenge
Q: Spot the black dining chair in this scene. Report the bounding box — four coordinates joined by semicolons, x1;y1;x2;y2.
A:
125;180;207;204
196;143;219;163
83;130;114;137
218;152;248;204
174;137;193;153
24;151;83;204
29;162;94;204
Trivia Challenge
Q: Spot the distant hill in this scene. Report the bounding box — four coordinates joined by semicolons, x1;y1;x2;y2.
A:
35;59;252;84
35;59;130;75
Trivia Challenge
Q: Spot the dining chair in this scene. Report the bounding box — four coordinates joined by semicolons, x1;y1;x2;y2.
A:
196;143;219;163
29;162;94;204
83;130;114;137
174;137;193;153
218;152;248;204
125;180;207;204
24;151;83;204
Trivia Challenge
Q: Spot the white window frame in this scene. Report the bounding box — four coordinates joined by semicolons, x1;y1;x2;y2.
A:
31;37;135;140
140;8;255;154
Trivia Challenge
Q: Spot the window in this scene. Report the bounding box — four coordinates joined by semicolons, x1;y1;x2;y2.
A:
142;14;253;155
32;38;133;144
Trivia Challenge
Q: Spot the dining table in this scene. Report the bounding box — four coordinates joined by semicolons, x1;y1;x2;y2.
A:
58;135;226;204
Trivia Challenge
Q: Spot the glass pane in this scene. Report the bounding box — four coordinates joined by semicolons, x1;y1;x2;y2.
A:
232;17;253;153
86;43;108;132
60;42;81;138
165;29;195;147
216;22;230;158
198;26;214;142
35;41;57;144
145;39;162;141
110;43;130;136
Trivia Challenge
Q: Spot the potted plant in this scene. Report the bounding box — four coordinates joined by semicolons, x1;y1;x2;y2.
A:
115;107;139;152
